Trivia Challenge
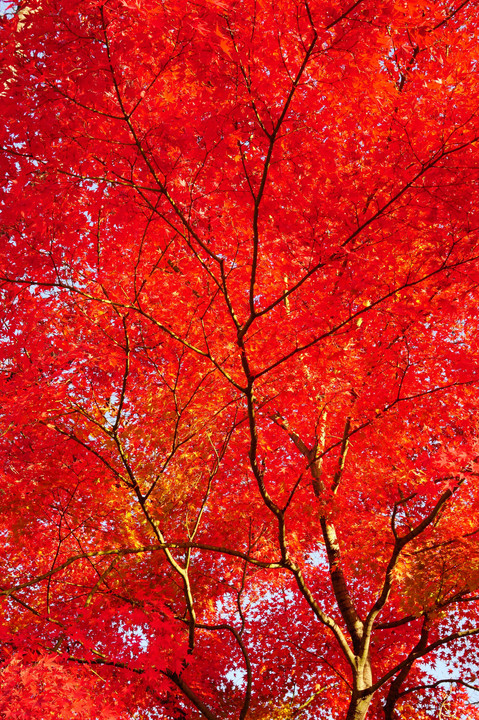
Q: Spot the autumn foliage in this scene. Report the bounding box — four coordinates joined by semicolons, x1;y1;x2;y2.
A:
2;0;479;717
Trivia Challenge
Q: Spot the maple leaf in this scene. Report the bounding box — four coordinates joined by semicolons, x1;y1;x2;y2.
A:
2;1;479;719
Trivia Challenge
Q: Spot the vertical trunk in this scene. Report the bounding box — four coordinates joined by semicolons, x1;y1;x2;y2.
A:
345;656;374;720
345;693;374;720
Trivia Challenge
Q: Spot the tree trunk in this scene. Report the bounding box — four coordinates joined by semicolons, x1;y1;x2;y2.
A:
345;692;374;720
345;656;374;720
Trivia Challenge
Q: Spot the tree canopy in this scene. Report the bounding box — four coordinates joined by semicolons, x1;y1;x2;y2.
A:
2;0;479;718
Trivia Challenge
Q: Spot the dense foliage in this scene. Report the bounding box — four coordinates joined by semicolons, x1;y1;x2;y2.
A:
2;0;479;717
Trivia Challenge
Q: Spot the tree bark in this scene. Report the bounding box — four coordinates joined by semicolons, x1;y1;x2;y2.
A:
345;692;374;720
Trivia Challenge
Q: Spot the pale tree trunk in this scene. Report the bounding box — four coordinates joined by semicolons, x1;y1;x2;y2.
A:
345;654;374;720
345;693;374;720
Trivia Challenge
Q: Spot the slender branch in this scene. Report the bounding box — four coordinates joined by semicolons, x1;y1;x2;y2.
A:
365;624;479;696
332;417;351;494
272;413;363;650
247;28;317;318
398;677;479;698
165;670;221;720
0;275;246;391
362;481;462;660
194;623;252;720
0;542;283;597
325;0;363;29
292;683;337;717
284;559;356;668
70;651;221;720
383;616;430;719
433;0;471;29
112;314;130;433
256;251;479;379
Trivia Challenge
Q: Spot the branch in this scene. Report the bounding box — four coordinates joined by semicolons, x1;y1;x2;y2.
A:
284;558;356;668
272;413;363;651
165;670;221;720
332;417;351;494
247;28;317;318
257;250;479;379
292;683;338;717
70;653;221;720
0;542;283;597
366;624;479;696
325;0;363;29
362;481;462;655
382;616;430;719
433;0;471;29
271;412;323;494
398;677;479;698
112;314;130;433
194;623;252;720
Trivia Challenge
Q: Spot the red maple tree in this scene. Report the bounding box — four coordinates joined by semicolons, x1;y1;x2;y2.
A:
2;0;479;717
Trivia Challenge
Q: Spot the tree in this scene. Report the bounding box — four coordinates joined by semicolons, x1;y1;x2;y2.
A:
1;0;479;717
